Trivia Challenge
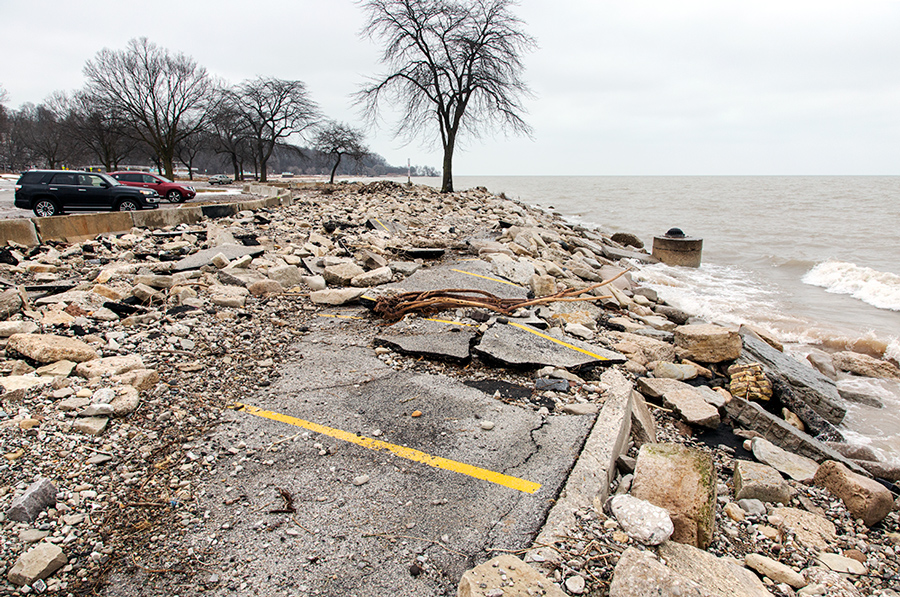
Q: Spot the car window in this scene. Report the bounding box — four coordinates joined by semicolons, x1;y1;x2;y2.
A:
77;174;106;187
50;173;77;186
142;175;158;184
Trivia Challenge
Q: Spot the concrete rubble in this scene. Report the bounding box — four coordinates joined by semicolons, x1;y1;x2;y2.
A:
0;180;896;596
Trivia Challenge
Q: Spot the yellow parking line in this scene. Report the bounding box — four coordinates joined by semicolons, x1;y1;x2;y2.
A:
450;269;523;288
232;402;541;494
507;322;611;361
424;318;478;327
373;218;391;233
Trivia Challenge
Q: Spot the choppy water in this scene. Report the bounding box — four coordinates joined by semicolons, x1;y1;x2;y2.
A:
419;175;900;463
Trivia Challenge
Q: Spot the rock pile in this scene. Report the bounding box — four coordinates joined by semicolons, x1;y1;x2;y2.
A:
0;181;897;596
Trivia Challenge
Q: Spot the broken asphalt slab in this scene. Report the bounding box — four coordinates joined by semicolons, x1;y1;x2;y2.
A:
475;321;625;370
171;244;265;272
375;318;477;363
205;322;595;596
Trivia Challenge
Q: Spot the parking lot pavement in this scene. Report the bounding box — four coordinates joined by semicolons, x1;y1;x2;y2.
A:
188;318;593;596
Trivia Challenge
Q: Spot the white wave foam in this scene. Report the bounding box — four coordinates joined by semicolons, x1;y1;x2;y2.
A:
802;260;900;311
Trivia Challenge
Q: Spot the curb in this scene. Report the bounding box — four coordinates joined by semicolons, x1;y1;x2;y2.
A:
2;190;291;246
528;368;634;569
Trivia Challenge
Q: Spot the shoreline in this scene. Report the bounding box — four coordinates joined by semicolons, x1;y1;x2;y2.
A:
0;182;898;595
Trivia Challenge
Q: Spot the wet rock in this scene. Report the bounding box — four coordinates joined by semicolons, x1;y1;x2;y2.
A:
734;459;791;504
812;460;893;526
745;553;806;589
610;232;643;249
7;542;67;586
608;548;714;597
631;443;716;548
832;351;900;380
608;494;674;545
458;554;566;597
6;333;99;363
658;541;771;597
7;478;57;522
674;324;741;363
751;437;819;482
806;348;838;379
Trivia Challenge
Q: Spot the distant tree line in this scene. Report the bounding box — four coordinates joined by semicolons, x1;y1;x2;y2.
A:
1;0;532;191
0;39;437;181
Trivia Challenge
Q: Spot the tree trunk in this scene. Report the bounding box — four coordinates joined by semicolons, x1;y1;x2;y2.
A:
231;155;239;180
441;135;455;193
329;152;342;184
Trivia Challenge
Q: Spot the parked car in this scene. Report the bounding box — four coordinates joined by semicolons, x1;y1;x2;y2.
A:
14;170;160;217
109;171;196;203
208;174;233;185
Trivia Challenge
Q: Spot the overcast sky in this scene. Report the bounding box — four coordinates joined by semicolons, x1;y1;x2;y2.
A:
2;0;899;175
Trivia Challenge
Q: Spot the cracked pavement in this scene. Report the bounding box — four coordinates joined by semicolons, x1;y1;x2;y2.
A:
108;311;594;596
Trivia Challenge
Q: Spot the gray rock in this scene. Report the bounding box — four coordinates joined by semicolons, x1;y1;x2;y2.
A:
351;266;393;287
267;264;305;288
609;548;715;597
172;245;264;272
751;437;819;482
609;494;674;545
0;320;39;338
73;417;109;435
324;262;366;286
7;542;67;586
78;404;115;417
310;288;367;305
734;459;792;504
7;479;57;522
535;378;569;392
737;498;767;516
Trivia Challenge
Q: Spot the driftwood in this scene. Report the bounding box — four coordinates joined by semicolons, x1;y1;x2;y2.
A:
371;269;629;321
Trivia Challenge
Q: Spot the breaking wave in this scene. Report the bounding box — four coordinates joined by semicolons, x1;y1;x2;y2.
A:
802;260;900;311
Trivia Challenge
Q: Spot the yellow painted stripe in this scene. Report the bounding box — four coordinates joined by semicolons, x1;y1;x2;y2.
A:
233;403;541;494
317;314;363;320
424;318;478;327
373;218;391;233
507;322;610;361
450;269;523;288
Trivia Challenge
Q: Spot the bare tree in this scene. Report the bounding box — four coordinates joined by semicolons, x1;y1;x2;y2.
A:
208;91;253;180
83;37;213;179
20;95;74;169
67;90;138;171
231;77;319;182
312;121;369;183
175;129;212;180
356;0;534;192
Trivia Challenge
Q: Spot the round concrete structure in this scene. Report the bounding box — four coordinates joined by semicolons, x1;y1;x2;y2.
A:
652;235;703;268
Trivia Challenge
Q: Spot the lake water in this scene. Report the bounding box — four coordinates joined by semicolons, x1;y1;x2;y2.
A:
414;175;900;464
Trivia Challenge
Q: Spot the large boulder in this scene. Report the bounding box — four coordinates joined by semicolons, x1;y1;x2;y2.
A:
6;333;99;364
609;548;714;597
733;460;791;504
812;460;894;526
832;351;900;380
630;443;716;548
673;324;741;363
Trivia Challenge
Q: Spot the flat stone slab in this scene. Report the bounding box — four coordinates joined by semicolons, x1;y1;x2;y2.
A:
379;260;530;300
172;244;265;272
375;319;477;363
475;322;625;370
739;329;845;425
752;437;819;482
658;541;772;597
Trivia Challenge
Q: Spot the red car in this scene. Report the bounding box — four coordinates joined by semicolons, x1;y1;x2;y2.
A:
109;171;196;203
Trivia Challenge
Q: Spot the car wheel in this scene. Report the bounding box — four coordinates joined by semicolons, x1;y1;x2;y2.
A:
116;199;140;211
33;198;60;217
167;190;184;203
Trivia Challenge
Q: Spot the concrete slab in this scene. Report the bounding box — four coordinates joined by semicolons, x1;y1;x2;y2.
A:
171;244;265;272
375;318;477;363
475;321;625;371
380;260;529;300
210;323;594;595
0;219;40;247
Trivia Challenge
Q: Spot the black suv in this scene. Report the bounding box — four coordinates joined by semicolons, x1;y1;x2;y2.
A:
14;170;161;217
